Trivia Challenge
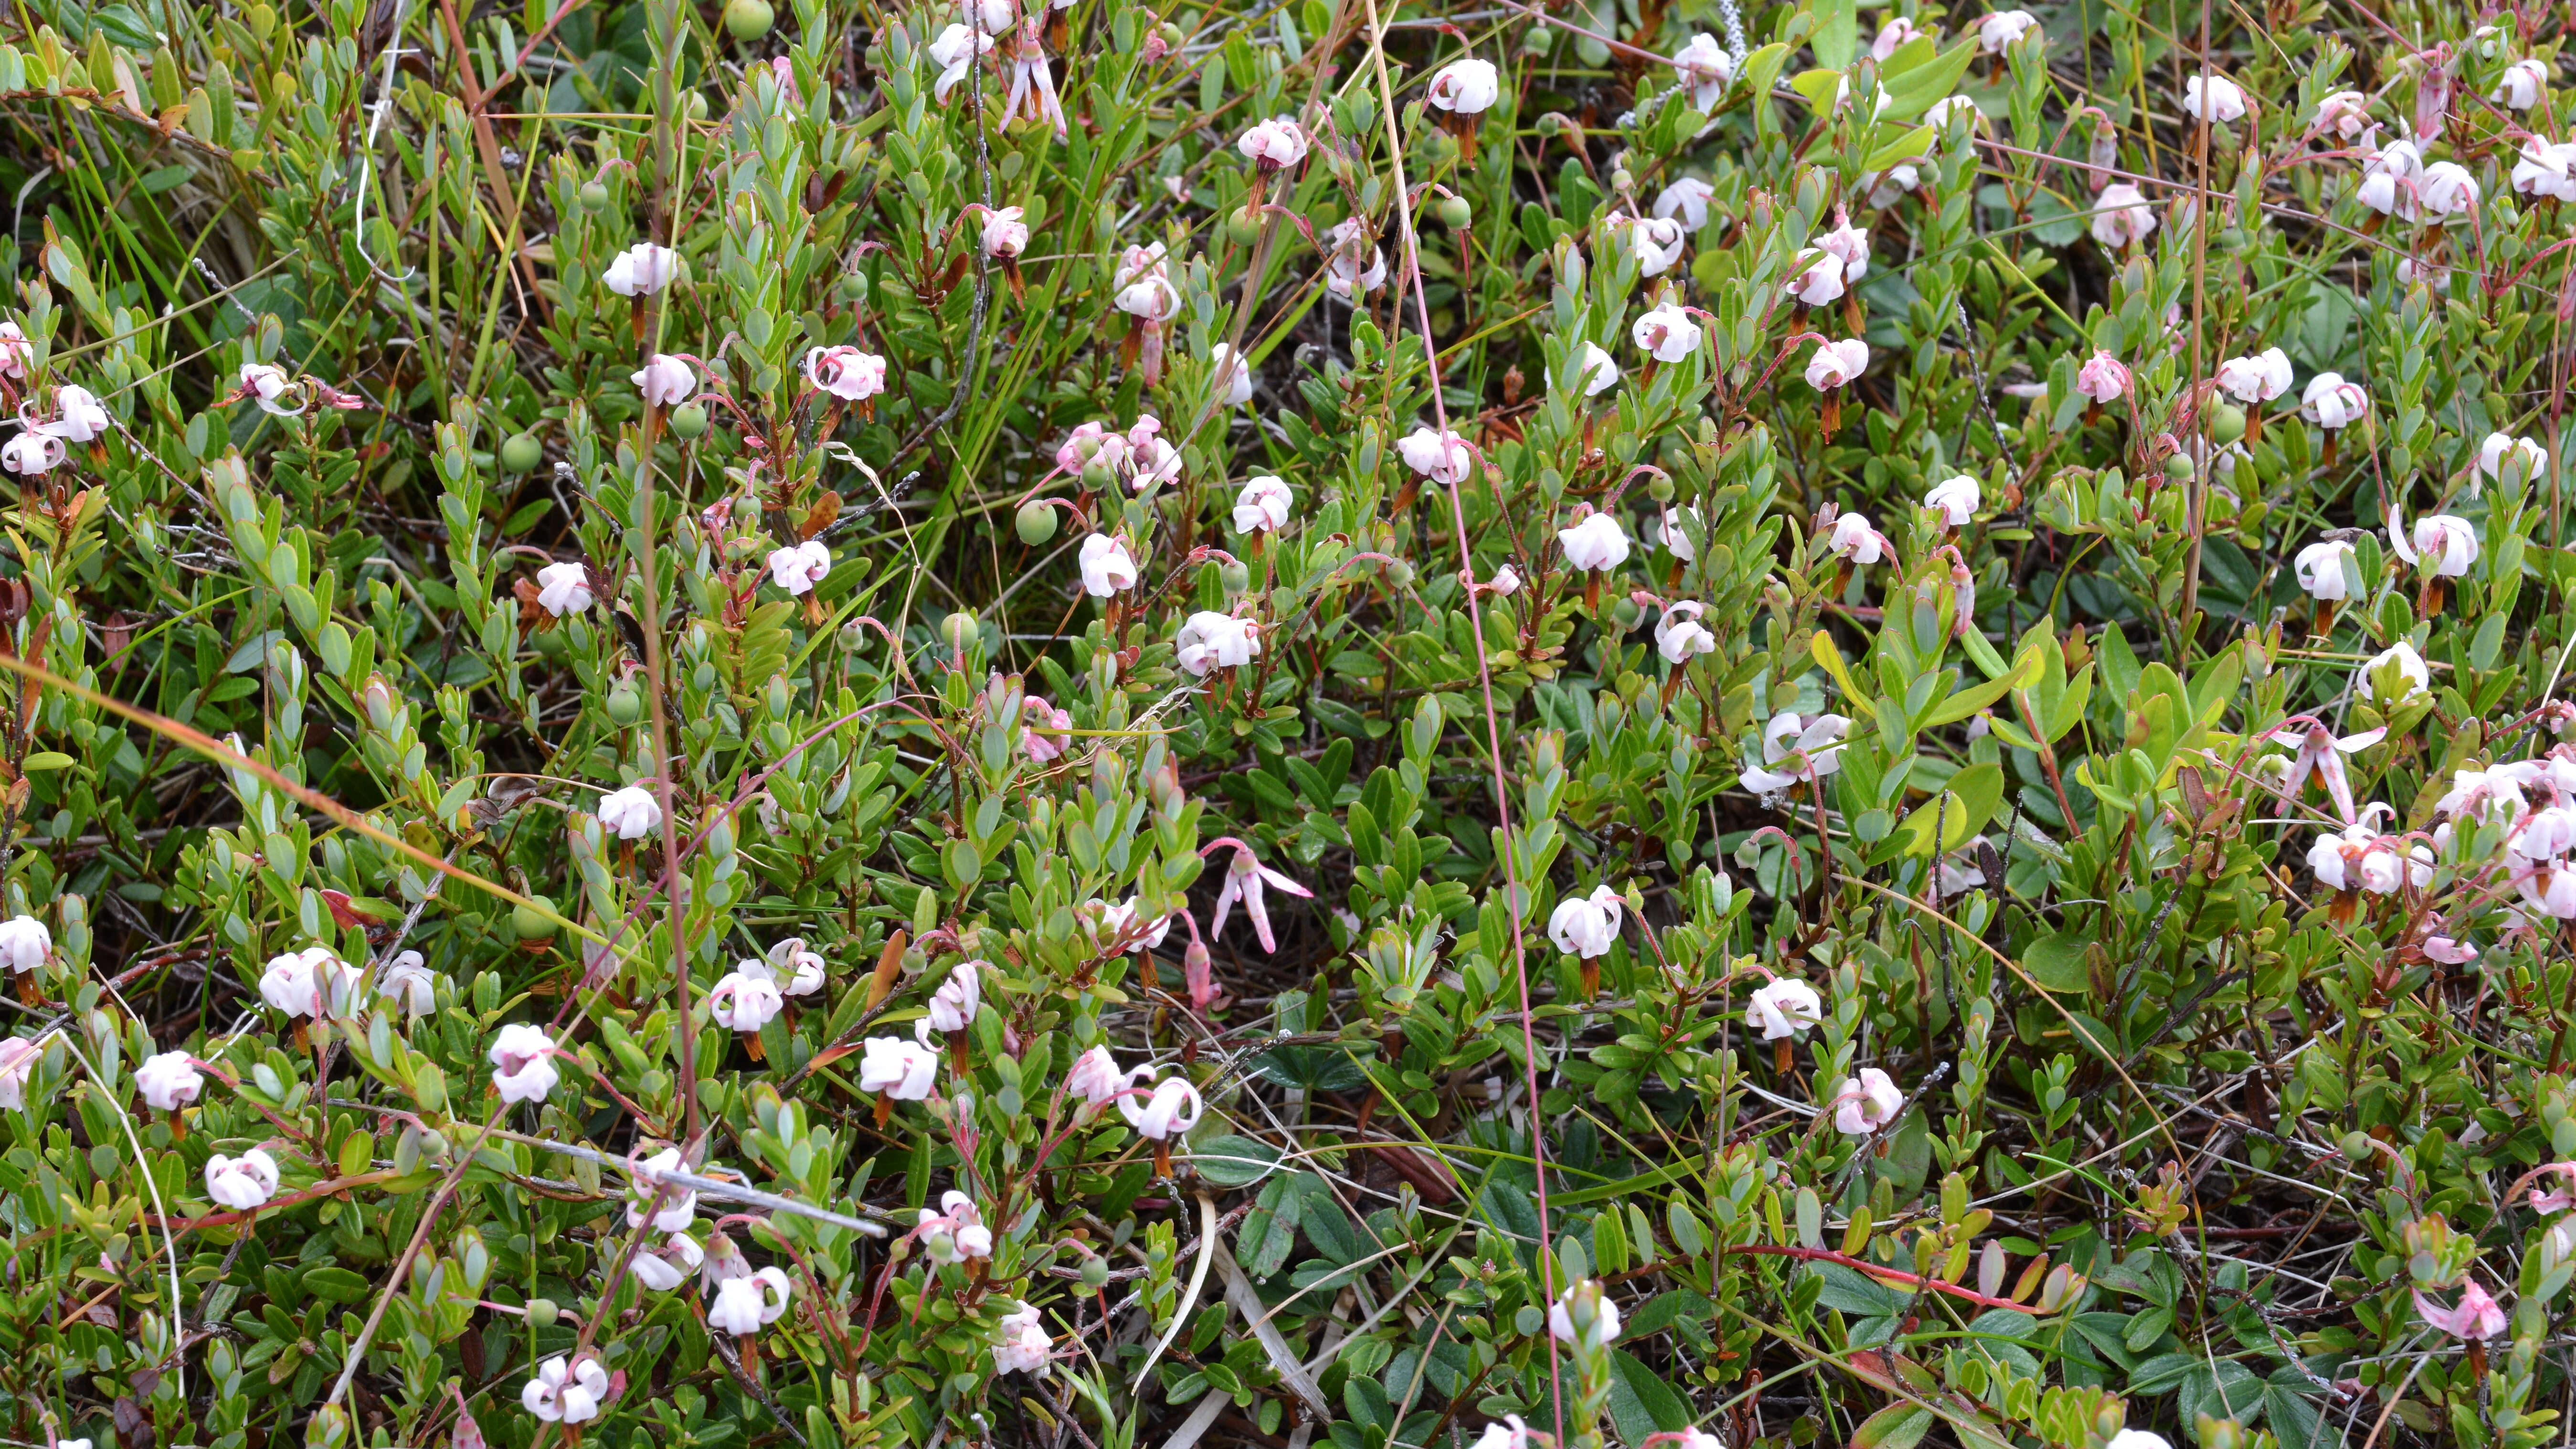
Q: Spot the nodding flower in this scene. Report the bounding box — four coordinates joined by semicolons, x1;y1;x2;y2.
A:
0;431;64;474
2494;58;2550;110
1653;178;1715;232
2293;538;2359;602
1207;838;1312;952
1803;338;1869;391
1078;534;1138;597
805;345;887;401
0;320;29;378
1175;611;1261;676
1235;116;1309;171
1828;510;1895;565
2300;372;2370;429
859;1036;940;1099
1068;1044;1125;1107
597;784;663;840
1747;978;1824;1041
994;1302;1054;1374
924;960;984;1033
1546;883;1624;959
1424;58;1502;114
2479;432;2548;490
2181;73;2247;123
136;1051;203;1111
1924;475;1980;527
709;959;786;1033
2388;504;2479;577
1557;508;1632;572
707;1266;795;1335
536;560;594;616
1632;303;1702;362
1740;711;1851;802
1117;1065;1205;1140
1977;10;2038;53
631;353;696;408
2268;717;2388;826
1654;600;1717;664
489;1023;561;1104
767;539;833;596
2089;182;2156;249
205;1148;281;1210
1398;424;1474;485
2074;350;2130;404
2414;1281;2507;1342
1868;15;1919;61
235;362;299;416
927;24;995;103
1548;1279;1622;1351
998;11;1070;138
1668;34;1733;108
2214;347;2293;403
980;205;1030;259
1322;218;1389;299
602;241;682;297
2313;91;2375;144
1830;1067;1904;1134
2357;641;2432;703
1231;475;1293;533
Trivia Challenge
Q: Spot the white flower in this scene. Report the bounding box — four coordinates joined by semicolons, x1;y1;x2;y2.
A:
1114;270;1180;321
598;785;664;840
238;362;297;415
1078;533;1138;596
928;23;995;101
0;431;64;474
523;1355;611;1423
1398;425;1474;483
1740;712;1851;799
1862;164;1921;208
1548;1280;1621;1350
2358;835;2434;894
626;1148;700;1232
2480;433;2548;487
0;321;28;377
2104;1431;2173;1449
1488;565;1523;595
1924;475;1980;526
1209;343;1255;406
2090;182;2157;249
1653;178;1716;231
0;915;49;972
631;353;696;407
1232;475;1293;532
1869;15;1919;60
1829;511;1893;565
2514;139;2576;202
1176;611;1262;675
205;1149;280;1210
1747;978;1823;1040
1426;58;1502;113
711;960;787;1033
37;384;109;442
535;561;593;616
1557;511;1631;571
1830;1067;1903;1134
1547;884;1623;958
2358;641;2432;703
490;1023;560;1104
806;345;887;401
1118;1067;1204;1139
1471;1417;1539;1449
2495;58;2550;110
2358;139;2424;218
978;207;1030;261
767;539;833;596
1608;214;1686;276
631;1232;705;1291
1322;218;1389;299
860;1036;940;1098
379;949;438;1018
260;945;355;1019
1069;1044;1126;1106
2075;351;2130;404
1655;601;1717;664
2293;538;2360;601
1670;33;1734;109
136;1051;202;1110
1789;248;1845;307
1659;505;1701;561
2419;161;2481;217
994;1302;1053;1374
2300;373;2369;428
769;938;827;995
2215;347;2293;402
921;1188;996;1262
603;242;682;297
925;960;983;1034
1556;341;1620;397
1632;304;1702;362
1237;116;1309;170
709;1266;794;1334
1977;10;2037;53
1804;338;1869;390
2389;505;2479;577
2182;73;2247;123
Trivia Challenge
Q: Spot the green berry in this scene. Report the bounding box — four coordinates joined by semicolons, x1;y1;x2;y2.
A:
683;90;710;121
498;433;542;473
1436;196;1473;230
942;611;981;650
1219;559;1251;594
1015;499;1059;546
2209;402;2246;446
1081;458;1115;492
723;0;774;38
605;680;645;726
1079;1255;1111;1289
512;895;560;941
1224;205;1263;246
2163;453;2195;482
837;270;869;301
526;1297;559;1329
578;180;611;214
668;403;709;438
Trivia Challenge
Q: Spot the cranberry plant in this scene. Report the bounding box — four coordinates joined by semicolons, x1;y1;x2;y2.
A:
0;0;2573;1447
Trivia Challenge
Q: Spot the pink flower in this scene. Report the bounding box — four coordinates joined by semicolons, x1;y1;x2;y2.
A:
1023;695;1072;762
1206;838;1313;953
1804;339;1868;391
1236;117;1309;171
2530;1162;2576;1213
805;345;887;401
1830;1067;1903;1135
631;354;697;407
2266;717;2386;826
2414;1282;2506;1341
2075;351;2130;404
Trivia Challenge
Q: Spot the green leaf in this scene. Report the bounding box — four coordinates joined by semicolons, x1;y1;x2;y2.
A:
20;752;74;771
1191;1134;1283;1187
1851;1405;1933;1449
1808;0;1857;71
299;1266;373;1303
2022;934;2094;993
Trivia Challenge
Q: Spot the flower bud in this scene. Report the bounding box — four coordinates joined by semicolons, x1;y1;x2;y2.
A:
668;402;710;438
